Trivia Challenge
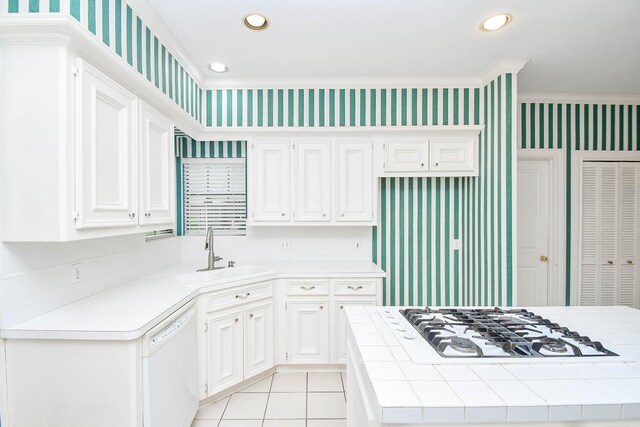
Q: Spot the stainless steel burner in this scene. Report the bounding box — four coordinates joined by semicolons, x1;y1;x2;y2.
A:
539;338;568;353
449;337;477;354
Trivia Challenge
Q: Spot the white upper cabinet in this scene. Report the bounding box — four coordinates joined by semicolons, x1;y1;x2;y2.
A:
293;139;332;222
249;139;291;222
75;62;138;229
336;139;374;222
139;102;175;225
380;130;480;177
384;139;428;172
430;137;475;173
247;137;376;226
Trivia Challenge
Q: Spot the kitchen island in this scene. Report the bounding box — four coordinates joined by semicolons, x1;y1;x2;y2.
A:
345;305;640;426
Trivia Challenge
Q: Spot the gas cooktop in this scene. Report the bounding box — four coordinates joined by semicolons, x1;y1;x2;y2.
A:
398;306;618;359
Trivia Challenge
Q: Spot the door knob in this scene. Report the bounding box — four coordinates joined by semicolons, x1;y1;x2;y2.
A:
608;260;614;265
628;260;634;265
540;255;548;262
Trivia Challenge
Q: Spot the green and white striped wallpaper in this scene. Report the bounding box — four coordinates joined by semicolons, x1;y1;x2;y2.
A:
519;101;640;304
174;132;246;236
1;0;202;122
373;75;517;307
204;87;481;128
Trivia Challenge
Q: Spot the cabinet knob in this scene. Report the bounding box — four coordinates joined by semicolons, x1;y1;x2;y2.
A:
249;313;254;318
281;213;285;217
435;162;439;166
340;305;344;310
320;305;324;310
341;213;345;217
322;213;326;217
148;212;151;218
608;260;614;265
421;163;424;167
129;212;136;219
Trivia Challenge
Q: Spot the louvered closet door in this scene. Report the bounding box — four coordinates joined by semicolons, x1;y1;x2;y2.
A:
580;162;639;308
619;163;640;307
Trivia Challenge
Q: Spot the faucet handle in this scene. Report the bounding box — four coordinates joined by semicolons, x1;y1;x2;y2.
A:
214;256;223;261
228;261;236;268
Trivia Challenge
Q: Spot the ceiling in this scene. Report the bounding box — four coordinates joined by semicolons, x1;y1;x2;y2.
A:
147;0;640;94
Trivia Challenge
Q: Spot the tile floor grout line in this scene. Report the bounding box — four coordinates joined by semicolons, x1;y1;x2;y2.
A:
216;396;232;427
260;373;275;426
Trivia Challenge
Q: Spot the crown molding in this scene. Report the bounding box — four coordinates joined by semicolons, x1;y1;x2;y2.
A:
480;59;529;85
518;92;640;105
201;76;484;90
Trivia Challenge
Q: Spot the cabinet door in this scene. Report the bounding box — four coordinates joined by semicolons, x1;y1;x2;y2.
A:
244;303;274;378
429;138;475;172
293;139;331;222
76;62;137;229
384;140;428;172
287;300;329;363
250;140;290;222
333;300;377;364
206;310;243;395
336;140;373;222
619;163;640;308
139;102;175;225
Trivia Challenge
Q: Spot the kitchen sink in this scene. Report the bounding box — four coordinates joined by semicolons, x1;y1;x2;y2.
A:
172;265;273;287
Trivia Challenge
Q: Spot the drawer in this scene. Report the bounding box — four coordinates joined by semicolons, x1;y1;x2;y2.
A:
286;279;329;295
206;281;273;313
333;279;377;295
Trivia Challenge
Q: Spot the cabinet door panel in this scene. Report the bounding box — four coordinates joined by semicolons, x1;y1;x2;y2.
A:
250;140;290;222
294;140;331;222
385;140;427;172
336;140;373;222
333;300;376;364
429;139;475;172
206;310;243;395
287;301;329;363
139;103;174;224
244;303;274;378
76;64;137;228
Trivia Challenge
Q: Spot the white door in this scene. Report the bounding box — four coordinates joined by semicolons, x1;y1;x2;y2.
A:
336;140;373;222
206;310;243;395
332;299;376;363
517;160;550;306
139;102;175;225
619;163;640;307
76;61;137;229
287;300;329;363
244;303;274;378
580;162;640;307
293;139;331;222
250;140;290;222
384;140;427;172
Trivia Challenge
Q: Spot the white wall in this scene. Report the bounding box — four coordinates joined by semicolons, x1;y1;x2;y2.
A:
0;234;182;328
181;227;373;266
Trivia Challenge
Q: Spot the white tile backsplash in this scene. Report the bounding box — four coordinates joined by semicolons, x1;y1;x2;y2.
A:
0;234;181;327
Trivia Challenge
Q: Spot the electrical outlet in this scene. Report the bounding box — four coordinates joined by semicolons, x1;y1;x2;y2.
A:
355;240;361;250
71;263;82;283
453;239;462;250
279;241;290;251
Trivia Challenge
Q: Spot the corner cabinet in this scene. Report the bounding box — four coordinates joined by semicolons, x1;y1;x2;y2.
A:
0;44;175;241
247;138;376;226
380;129;481;177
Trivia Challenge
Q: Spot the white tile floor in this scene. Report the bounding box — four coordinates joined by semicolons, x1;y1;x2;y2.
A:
192;372;347;427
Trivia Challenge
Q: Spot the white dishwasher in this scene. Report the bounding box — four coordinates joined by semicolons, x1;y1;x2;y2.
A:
142;299;199;427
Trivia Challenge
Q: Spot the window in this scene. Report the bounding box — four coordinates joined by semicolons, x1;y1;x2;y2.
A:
182;158;246;236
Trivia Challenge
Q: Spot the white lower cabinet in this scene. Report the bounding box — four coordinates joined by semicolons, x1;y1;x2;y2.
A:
206;309;244;395
287;300;330;363
244;302;274;378
202;282;275;397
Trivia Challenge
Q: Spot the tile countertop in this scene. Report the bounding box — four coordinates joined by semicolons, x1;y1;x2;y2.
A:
345;305;640;425
1;260;383;341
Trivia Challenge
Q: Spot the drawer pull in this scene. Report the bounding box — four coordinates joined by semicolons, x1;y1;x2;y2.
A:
347;285;363;290
235;292;251;299
300;286;316;291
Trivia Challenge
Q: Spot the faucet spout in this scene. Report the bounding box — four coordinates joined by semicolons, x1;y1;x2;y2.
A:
197;226;225;271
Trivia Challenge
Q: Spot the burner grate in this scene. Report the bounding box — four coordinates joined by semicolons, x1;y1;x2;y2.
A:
399;307;618;358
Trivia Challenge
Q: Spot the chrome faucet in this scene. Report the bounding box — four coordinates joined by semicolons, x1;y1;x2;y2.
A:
197;226;225;271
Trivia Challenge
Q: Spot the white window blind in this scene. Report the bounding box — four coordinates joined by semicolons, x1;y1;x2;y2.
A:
183;158;246;236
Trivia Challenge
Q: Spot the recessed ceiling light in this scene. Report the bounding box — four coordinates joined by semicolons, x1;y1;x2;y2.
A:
243;13;269;31
480;14;512;32
209;62;228;73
